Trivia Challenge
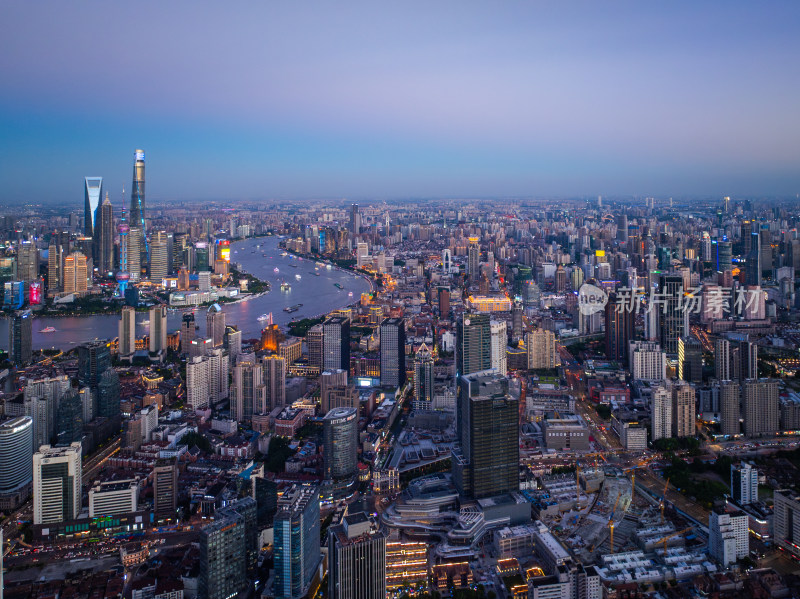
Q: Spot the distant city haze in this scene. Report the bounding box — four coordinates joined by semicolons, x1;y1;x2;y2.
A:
1;1;799;201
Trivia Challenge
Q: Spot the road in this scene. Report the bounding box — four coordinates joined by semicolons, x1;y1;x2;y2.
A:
83;436;122;482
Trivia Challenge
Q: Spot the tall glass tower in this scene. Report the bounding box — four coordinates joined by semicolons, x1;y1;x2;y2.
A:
84;177;103;237
129;149;146;231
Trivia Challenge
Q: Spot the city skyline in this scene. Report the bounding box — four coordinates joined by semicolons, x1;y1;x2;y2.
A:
2;1;800;203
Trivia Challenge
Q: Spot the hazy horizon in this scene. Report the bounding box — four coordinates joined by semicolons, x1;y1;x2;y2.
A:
2;1;799;203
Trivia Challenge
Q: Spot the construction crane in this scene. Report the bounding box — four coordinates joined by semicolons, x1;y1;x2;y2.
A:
660;478;670;523
608;492;622;554
655;527;693;554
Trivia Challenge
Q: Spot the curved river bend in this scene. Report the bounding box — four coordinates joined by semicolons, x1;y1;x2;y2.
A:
0;237;371;351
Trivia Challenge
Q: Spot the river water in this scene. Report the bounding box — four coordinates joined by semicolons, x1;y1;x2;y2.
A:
0;237;371;351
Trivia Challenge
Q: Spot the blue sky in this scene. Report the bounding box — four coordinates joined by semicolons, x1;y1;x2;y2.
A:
1;1;799;203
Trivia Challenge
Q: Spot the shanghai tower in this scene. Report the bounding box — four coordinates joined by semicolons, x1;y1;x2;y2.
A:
129;149;146;231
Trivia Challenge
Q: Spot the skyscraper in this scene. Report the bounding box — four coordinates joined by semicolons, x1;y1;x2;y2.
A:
456;312;491;377
413;344;434;408
743;378;779;437
199;510;247;599
180;312;196;353
650;385;672;442
187;355;211;410
328;513;386;599
323;407;358;481
9;309;32;366
16;242;38;284
152;458;178;519
526;328;557;370
307;324;324;370
84;176;103;240
149;305;168;354
33;443;82;525
149;231;169;282
63;251;88;295
129;149;146;233
78;340;112;390
262;354;286;411
97;368;120;421
731;462;758;505
678;336;703;383
48;242;62;292
605;294;635;365
659;274;685;356
719;380;741;436
207;304;226;347
231;358;266;424
350;203;361;236
0;417;33;510
95;192;114;274
379;317;406;388
323;316;350;372
715;338;731;381
468;237;480;282
55;390;84;446
273;483;322;599
671;380;696;438
490;320;508;376
453;371;519;499
118;306;137;358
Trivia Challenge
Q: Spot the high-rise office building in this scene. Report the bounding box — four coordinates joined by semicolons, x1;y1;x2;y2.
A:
84;177;103;241
719;380;741;436
207;348;230;404
231;358;267;424
97;368;120;421
468;237;480;282
16;241;39;284
323;316;350;372
731;462;758;505
199;511;247;599
716;239;733;273
153;458;178;519
307;324;324;370
33;443;82;525
149;305;168;353
413;344;435;408
63;251;88;295
95;192;114;275
457;313;491;377
490;320;507;376
9;309;32;366
225;326;242;359
650;385;672;442
149;231;169;282
743;378;779;437
328;513;386;599
128;227;142;282
78;340;111;390
273;483;322;599
605;294;635;365
629;340;667;381
526;328;557;370
320;369;349;414
263;354;286;411
746;232;761;287
453;371;519;499
48;242;62;291
350;203;361;236
323;407;358;481
187;355;211;410
24;374;71;449
715;338;731;381
0;417;33;510
659;274;685;356
379;317;406;388
88;479;138;517
129;149;146;232
118;306;137;357
738;339;758;382
180;312;196;353
671;381;696;438
55;390;84;446
678;336;703;383
207;304;226;347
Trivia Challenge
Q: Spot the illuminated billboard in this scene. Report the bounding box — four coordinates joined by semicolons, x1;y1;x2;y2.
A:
29;281;42;305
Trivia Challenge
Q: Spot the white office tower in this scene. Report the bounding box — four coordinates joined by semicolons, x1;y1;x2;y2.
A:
629;340;666;382
708;507;748;567
0;417;34;510
128;227;142;282
149;305;168;353
187;355;211;410
650;386;672;442
89;479;138;517
33;443;82;525
490;320;508;376
118;306;136;357
731;462;759;506
140;405;158;443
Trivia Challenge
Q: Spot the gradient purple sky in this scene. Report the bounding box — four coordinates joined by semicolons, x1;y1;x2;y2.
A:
2;1;799;203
